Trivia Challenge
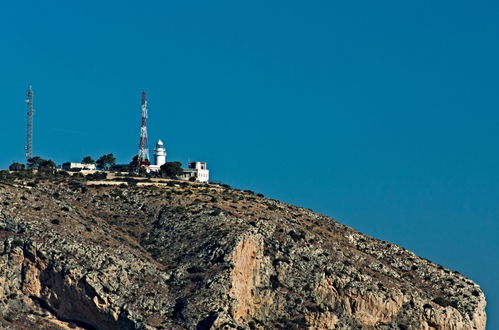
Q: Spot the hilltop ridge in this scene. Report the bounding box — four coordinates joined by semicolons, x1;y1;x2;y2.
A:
0;174;486;329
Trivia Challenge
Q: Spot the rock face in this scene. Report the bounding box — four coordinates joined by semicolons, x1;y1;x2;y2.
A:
0;178;486;329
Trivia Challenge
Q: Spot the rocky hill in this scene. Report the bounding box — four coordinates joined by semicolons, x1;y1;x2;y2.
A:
0;173;486;329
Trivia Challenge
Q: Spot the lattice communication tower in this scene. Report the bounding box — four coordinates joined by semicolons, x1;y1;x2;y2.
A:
25;85;35;161
137;91;150;162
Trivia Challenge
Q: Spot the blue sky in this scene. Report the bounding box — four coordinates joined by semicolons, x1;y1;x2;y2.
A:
1;1;498;326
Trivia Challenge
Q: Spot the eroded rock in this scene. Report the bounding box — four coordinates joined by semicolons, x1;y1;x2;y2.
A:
0;179;486;329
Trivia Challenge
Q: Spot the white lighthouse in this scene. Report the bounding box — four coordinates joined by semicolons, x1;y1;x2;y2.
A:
154;139;167;166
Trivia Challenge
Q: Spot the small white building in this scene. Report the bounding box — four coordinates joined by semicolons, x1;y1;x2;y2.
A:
180;162;210;183
62;162;97;171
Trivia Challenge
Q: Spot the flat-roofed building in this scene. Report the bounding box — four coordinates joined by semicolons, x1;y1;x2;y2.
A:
62;162;97;171
180;162;209;183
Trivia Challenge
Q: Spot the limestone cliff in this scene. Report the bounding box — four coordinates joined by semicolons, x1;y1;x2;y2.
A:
0;175;486;329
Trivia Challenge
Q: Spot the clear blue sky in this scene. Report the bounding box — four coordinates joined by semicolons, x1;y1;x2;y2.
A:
1;1;498;326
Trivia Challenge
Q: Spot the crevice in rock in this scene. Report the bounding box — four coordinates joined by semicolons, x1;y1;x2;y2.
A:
196;311;218;330
172;298;188;321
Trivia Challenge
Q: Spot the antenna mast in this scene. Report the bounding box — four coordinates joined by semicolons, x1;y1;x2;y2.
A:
137;91;150;163
25;85;35;161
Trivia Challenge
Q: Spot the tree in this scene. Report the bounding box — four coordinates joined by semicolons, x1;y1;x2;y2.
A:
129;155;139;171
27;157;56;170
159;162;183;179
129;155;150;174
96;154;116;170
40;160;56;170
9;162;25;171
27;157;43;170
82;156;95;164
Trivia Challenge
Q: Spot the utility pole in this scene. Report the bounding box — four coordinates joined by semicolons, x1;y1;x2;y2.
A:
25;85;35;162
137;91;150;164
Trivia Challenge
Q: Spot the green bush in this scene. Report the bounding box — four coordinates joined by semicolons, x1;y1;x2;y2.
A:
9;162;25;171
86;172;107;181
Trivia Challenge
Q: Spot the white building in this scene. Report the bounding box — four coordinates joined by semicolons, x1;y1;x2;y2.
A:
62;162;97;171
180;162;210;183
147;139;209;183
148;139;167;172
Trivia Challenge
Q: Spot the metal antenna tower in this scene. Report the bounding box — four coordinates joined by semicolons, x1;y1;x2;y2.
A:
137;90;150;162
25;85;35;161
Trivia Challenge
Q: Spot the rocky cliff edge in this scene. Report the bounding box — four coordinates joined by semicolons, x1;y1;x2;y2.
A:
0;177;486;329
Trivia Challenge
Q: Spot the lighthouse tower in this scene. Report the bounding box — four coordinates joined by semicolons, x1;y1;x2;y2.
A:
154;139;167;167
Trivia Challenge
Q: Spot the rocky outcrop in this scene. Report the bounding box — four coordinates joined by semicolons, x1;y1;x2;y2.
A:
0;177;486;329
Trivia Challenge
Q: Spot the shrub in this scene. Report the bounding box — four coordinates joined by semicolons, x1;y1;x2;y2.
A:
432;297;456;308
187;266;204;274
210;209;222;216
86;172;107;181
159;162;184;179
9;162;25;171
173;206;186;213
